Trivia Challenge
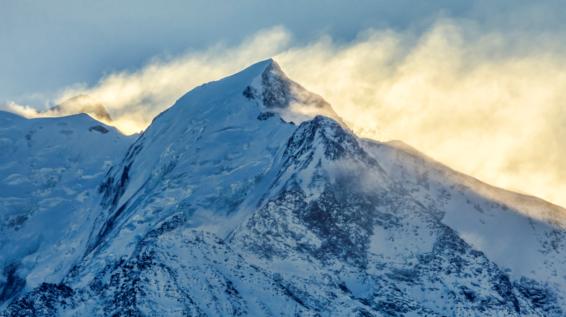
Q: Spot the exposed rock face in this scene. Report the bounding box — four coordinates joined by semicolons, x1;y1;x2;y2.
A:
1;59;565;316
243;60;343;124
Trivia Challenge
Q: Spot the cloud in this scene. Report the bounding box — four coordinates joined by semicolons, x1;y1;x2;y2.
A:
1;95;113;125
5;19;566;210
277;19;566;208
0;102;46;118
51;27;292;134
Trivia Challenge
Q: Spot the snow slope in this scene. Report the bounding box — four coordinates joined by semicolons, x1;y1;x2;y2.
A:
0;111;134;305
1;59;565;316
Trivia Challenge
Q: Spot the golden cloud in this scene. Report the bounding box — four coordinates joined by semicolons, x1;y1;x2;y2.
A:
5;21;566;209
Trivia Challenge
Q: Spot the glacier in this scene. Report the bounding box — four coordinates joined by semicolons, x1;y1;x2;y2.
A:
0;59;565;316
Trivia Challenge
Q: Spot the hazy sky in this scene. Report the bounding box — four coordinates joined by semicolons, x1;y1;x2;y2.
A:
2;1;566;208
3;0;564;105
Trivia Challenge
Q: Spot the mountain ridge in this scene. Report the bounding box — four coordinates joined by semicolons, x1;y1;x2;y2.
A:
1;60;565;316
380;139;566;227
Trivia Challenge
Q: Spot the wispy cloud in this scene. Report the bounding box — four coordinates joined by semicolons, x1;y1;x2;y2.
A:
4;19;566;209
49;27;290;134
278;20;566;208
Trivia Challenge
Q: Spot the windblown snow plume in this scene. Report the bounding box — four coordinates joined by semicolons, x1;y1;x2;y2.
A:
4;19;566;209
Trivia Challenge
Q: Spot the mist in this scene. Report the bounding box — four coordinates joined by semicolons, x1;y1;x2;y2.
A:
3;18;566;209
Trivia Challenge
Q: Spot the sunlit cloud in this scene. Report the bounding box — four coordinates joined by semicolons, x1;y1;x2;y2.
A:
49;27;291;134
277;20;566;209
0;102;46;118
4;20;566;209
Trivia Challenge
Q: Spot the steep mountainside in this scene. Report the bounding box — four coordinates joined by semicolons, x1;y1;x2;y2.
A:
1;60;565;316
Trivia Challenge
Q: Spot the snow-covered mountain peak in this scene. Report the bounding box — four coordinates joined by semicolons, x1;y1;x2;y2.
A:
96;60;347;216
244;59;342;124
282;115;376;169
149;58;341;128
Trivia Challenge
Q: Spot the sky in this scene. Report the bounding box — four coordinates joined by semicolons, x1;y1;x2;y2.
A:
2;0;566;208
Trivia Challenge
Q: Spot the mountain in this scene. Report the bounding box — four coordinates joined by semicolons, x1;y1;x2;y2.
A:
1;59;565;316
0;111;134;304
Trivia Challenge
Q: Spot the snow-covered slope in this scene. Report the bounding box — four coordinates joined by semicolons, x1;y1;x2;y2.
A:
1;60;565;316
0;112;134;305
364;140;566;288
